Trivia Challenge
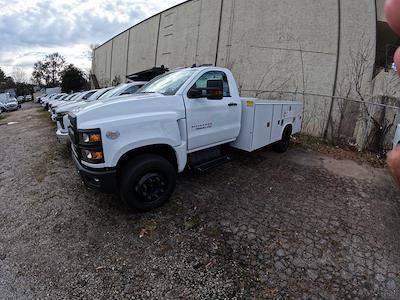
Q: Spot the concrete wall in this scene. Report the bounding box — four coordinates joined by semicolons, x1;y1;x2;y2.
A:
376;0;386;22
127;16;160;76
94;40;112;87
156;0;222;68
92;0;379;142
110;31;129;84
331;0;377;144
216;0;340;136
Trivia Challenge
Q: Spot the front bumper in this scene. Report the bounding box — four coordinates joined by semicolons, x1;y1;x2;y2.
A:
72;152;117;194
56;129;69;144
6;106;18;111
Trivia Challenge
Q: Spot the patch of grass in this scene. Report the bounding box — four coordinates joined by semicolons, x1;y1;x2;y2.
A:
293;133;386;168
182;217;200;230
159;240;173;253
202;225;221;238
38;110;51;121
33;144;56;183
293;134;324;150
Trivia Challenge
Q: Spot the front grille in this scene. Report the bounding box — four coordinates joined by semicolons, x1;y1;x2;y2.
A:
56;115;65;129
68;113;78;145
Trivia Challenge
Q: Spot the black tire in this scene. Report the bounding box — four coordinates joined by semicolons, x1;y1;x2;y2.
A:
0;108;5;113
273;126;292;153
120;154;176;212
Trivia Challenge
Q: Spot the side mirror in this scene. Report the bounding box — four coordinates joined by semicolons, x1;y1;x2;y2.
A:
187;88;203;98
187;80;224;100
206;80;224;100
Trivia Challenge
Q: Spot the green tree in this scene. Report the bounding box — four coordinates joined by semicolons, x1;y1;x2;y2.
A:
0;68;6;83
47;53;65;85
0;68;16;91
15;82;33;97
32;61;48;86
61;64;87;93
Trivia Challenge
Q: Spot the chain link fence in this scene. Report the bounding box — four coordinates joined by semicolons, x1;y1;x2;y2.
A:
241;88;400;152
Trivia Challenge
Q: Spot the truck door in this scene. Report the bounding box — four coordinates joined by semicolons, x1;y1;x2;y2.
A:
184;71;241;151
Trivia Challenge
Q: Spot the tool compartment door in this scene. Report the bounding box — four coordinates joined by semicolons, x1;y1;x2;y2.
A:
251;104;274;150
271;104;283;143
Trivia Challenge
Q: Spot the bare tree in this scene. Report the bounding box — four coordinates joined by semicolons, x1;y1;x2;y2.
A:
112;75;121;86
327;37;399;151
11;67;27;83
350;39;399;151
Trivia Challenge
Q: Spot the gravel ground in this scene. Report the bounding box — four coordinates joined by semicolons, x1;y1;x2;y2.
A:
1;103;400;299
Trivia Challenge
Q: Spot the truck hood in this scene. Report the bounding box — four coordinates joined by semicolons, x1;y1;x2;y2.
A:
55;100;86;113
5;101;18;106
76;93;163;113
74;93;186;129
57;94;137;115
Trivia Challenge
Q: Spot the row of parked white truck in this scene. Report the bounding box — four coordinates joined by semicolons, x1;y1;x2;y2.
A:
42;66;303;211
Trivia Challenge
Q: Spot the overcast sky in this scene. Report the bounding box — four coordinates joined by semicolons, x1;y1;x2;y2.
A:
0;0;185;81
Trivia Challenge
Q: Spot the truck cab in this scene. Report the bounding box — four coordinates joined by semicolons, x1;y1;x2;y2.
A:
69;67;302;211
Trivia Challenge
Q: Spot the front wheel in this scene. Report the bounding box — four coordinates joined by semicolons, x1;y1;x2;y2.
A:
120;154;176;211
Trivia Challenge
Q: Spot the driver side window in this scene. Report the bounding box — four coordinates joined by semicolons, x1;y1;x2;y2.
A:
191;71;231;97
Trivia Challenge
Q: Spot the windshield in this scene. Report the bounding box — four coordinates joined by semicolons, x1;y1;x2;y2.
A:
75;90;96;101
64;93;79;101
54;94;65;100
70;93;81;101
98;84;128;100
86;88;112;101
138;69;195;95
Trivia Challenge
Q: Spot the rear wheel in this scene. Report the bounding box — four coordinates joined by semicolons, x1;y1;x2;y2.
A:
273;126;292;153
120;154;176;211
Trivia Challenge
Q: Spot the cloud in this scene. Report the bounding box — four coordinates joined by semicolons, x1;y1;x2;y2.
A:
0;0;185;79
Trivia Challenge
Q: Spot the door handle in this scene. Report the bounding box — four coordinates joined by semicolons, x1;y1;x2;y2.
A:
228;103;238;107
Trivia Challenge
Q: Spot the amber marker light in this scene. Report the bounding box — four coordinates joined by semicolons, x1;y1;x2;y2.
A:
92;151;104;160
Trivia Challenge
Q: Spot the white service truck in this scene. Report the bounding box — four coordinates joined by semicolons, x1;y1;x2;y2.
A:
68;67;303;211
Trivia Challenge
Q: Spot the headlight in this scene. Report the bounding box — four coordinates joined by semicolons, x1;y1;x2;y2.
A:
77;129;104;164
81;132;102;143
81;149;104;162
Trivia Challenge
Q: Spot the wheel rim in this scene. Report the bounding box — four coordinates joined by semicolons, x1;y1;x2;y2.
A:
134;173;167;203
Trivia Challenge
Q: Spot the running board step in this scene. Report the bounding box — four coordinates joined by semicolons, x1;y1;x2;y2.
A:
193;156;231;172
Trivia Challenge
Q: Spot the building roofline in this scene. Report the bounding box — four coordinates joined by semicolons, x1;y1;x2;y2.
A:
94;0;195;51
